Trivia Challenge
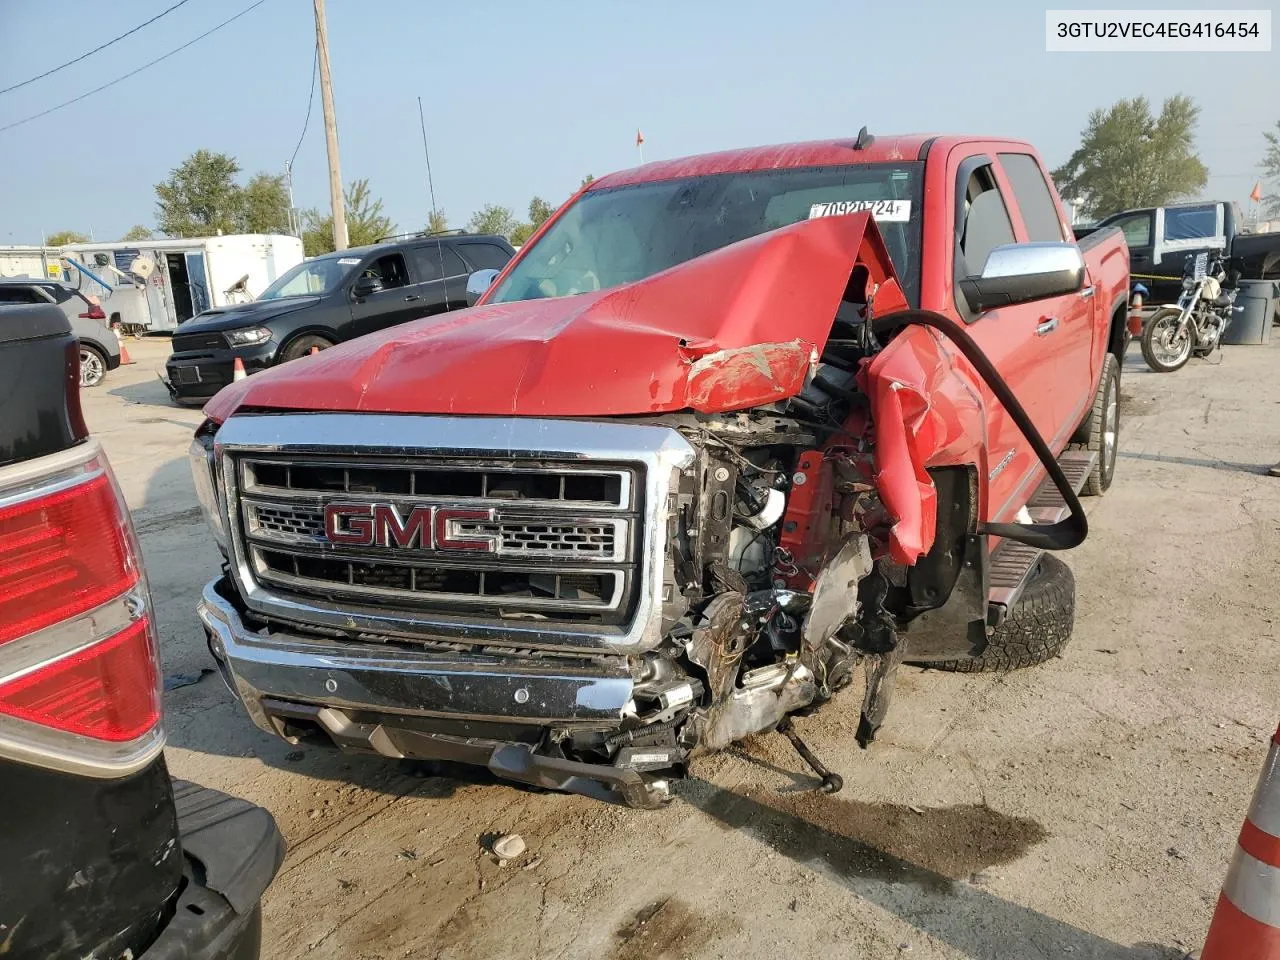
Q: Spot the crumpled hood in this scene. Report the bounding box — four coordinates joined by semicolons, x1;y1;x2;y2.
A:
205;214;891;422
180;296;318;333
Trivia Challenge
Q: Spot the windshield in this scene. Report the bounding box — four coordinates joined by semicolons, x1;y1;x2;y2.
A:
258;255;358;300
489;163;923;307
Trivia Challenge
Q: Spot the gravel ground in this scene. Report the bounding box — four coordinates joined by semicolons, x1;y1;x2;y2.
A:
88;335;1280;960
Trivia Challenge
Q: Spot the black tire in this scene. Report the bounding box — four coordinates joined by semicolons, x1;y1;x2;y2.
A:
1140;308;1193;372
279;333;334;363
1068;352;1119;496
930;554;1075;673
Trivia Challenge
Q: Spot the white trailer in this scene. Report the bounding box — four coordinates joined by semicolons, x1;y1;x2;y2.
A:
57;234;304;334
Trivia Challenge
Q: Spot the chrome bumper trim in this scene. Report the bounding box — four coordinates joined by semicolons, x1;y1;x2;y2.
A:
197;580;636;732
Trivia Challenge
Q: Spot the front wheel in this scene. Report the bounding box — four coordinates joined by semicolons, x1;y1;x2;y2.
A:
1140;308;1193;372
278;334;335;363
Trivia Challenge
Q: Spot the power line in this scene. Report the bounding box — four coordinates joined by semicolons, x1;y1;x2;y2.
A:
0;0;194;96
289;41;319;172
0;0;269;135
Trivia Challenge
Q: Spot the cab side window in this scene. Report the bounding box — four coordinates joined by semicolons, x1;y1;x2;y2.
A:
362;253;409;289
957;165;1015;278
1111;213;1152;248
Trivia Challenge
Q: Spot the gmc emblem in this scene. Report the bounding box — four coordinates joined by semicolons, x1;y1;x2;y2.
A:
322;503;497;552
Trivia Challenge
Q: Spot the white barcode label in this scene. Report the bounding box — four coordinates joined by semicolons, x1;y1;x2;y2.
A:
809;199;912;222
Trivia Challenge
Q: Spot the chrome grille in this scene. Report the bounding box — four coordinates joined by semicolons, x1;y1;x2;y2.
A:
228;453;639;625
244;500;624;560
215;414;695;654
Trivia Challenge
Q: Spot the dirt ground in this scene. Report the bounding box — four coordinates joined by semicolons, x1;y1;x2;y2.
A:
89;336;1280;960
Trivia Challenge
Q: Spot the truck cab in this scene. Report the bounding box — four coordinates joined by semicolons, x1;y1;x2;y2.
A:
189;134;1130;808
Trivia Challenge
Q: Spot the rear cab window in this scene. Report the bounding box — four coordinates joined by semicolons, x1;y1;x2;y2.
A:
1164;204;1218;241
456;242;512;272
997;153;1068;243
409;244;468;282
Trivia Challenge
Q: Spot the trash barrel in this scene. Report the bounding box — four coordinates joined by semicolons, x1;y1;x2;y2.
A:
1223;279;1278;345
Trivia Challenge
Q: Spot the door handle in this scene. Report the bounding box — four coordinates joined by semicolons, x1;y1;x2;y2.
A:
1079;285;1095;299
403;295;420;302
1036;317;1059;336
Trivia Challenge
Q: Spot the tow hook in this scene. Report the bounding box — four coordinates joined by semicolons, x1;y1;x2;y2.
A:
777;717;843;794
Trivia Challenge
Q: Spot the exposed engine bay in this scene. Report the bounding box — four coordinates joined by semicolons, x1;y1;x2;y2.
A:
556;301;958;798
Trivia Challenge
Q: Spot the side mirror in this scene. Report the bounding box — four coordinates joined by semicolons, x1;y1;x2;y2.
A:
466;269;500;307
959;242;1084;313
351;276;382;299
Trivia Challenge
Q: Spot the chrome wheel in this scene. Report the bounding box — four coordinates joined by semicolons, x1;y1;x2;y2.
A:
79;347;105;387
1142;311;1193;371
1102;384;1118;478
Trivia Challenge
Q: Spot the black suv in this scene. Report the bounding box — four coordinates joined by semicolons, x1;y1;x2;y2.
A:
164;232;514;403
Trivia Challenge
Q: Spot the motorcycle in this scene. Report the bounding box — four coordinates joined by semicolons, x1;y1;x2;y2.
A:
1140;250;1242;373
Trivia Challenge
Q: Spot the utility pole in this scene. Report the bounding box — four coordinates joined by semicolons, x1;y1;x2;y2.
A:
313;0;347;250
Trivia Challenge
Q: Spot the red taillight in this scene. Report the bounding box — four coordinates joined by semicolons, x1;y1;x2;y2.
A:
0;443;163;769
79;305;107;321
0;471;137;647
0;618;160;741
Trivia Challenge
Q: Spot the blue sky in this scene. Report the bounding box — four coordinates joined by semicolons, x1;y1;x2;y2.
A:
0;0;1274;243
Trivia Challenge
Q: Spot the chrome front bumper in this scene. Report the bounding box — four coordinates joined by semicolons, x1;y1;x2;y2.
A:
197;579;636;735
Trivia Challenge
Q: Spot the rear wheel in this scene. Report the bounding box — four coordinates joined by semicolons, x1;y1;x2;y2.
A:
279;334;334;363
79;344;107;387
1140;308;1193;372
1069;352;1119;496
930;554;1075;673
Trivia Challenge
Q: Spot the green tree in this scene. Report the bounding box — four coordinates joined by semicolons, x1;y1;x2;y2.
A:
528;196;554;228
1261;120;1280;216
509;222;535;246
300;179;395;256
46;230;89;246
467;203;518;239
1052;95;1208;221
241;173;291;234
155;149;244;237
426;209;449;234
580;174;594;189
120;224;153;241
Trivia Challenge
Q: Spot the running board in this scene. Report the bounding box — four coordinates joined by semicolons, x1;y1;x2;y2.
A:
1025;449;1096;524
988;449;1095;619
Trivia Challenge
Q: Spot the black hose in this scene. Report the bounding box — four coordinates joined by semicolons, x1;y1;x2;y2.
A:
871;309;1087;552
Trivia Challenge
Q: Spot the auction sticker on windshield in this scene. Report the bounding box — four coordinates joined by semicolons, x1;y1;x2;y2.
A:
809;200;911;222
337;257;361;265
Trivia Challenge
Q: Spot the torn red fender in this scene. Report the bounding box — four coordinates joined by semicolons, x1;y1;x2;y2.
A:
865;376;941;564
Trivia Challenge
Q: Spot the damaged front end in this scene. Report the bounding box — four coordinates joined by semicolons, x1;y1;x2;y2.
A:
197;214;977;808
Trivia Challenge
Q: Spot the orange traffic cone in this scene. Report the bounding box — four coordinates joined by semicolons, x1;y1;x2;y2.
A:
232;357;247;382
1127;291;1145;337
1202;721;1280;959
119;340;135;365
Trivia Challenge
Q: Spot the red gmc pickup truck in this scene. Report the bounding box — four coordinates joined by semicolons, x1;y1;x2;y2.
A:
191;133;1130;807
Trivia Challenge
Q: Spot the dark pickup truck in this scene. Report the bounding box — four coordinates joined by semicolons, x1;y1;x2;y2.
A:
0;302;283;958
1078;200;1280;303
